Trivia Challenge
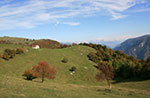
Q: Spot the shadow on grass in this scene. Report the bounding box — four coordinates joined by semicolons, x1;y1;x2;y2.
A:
92;65;149;84
112;78;148;84
93;65;98;69
23;77;42;83
97;89;112;93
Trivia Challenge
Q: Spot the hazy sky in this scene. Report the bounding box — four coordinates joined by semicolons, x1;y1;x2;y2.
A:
0;0;150;42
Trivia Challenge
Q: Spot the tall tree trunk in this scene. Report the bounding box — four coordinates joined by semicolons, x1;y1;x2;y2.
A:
107;79;111;89
42;73;44;83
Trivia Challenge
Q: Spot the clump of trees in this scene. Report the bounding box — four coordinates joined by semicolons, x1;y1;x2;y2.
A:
61;44;71;48
96;62;114;89
87;52;100;63
2;48;25;60
23;61;56;83
81;43;150;80
140;56;150;79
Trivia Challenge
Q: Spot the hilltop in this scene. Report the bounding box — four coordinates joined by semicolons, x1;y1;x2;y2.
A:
0;36;62;49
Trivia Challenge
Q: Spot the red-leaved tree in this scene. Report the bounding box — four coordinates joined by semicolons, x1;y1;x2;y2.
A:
96;62;114;89
32;61;56;83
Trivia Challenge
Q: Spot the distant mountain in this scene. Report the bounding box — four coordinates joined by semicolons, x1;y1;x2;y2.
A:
61;40;121;49
95;40;122;48
114;35;150;60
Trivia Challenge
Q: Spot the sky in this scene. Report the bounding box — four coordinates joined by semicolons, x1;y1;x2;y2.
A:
0;0;150;43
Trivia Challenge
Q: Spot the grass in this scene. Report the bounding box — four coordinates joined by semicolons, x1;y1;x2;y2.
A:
0;44;150;98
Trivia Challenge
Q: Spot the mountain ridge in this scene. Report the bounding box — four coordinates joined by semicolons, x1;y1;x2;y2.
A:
114;34;150;60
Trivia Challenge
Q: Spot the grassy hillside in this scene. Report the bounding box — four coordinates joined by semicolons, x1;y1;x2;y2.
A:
0;44;150;98
0;36;33;45
0;36;62;48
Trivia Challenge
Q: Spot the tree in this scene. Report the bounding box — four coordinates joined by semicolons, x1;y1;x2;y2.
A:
141;56;150;79
33;61;56;83
96;62;114;89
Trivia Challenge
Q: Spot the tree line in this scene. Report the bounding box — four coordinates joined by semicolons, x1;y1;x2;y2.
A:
80;43;150;80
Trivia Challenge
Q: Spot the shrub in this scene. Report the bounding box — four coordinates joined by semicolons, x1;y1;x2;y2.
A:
4;49;16;58
16;48;25;54
2;49;16;60
22;69;37;80
2;52;10;60
62;58;68;63
69;66;76;72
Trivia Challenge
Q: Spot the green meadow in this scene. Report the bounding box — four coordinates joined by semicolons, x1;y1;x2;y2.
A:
0;44;150;98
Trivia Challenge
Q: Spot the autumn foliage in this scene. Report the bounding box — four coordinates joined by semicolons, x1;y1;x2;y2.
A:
2;48;25;60
96;62;114;89
31;39;61;49
23;61;56;82
2;49;16;60
83;43;150;80
16;48;25;54
22;69;37;80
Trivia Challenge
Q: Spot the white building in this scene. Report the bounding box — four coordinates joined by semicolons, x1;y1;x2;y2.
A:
32;45;40;49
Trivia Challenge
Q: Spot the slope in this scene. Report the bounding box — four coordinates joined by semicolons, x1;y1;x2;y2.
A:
114;35;150;60
0;36;62;48
0;44;150;98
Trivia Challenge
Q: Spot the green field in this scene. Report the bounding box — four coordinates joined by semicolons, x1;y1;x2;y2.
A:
0;44;150;98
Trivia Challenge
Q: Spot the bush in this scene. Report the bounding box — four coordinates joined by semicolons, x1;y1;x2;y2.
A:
4;49;16;58
2;49;16;60
16;48;25;54
62;58;68;63
69;66;76;72
22;69;37;80
2;52;10;60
